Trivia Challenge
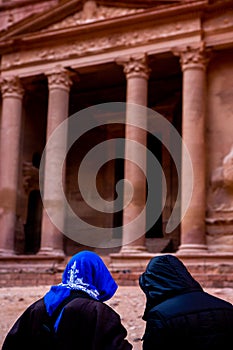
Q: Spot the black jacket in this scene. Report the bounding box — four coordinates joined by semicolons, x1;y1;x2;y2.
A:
2;293;132;350
139;254;233;350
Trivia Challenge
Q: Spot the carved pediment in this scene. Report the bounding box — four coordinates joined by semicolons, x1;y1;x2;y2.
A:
0;0;58;33
0;0;182;40
44;2;144;31
44;1;183;32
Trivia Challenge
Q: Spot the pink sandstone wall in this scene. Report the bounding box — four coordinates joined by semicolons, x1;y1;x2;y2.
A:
206;47;233;252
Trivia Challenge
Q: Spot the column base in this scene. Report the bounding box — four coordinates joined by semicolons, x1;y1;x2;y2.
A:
109;250;155;272
177;243;208;255
0;248;15;256
120;245;147;254
37;247;65;258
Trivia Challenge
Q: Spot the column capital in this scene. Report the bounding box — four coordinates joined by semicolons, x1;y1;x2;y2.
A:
116;53;151;80
0;76;24;99
46;66;73;92
173;42;211;72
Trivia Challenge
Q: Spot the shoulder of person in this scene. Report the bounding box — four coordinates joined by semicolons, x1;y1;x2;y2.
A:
63;296;120;318
15;297;45;319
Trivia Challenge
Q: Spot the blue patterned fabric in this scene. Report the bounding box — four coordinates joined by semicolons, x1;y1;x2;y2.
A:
44;250;118;330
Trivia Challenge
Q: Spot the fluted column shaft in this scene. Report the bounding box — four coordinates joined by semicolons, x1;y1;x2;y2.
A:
174;43;209;253
0;76;24;255
117;54;150;253
39;68;72;256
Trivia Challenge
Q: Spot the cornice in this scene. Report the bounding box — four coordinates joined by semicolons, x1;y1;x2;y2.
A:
0;0;55;11
0;0;208;52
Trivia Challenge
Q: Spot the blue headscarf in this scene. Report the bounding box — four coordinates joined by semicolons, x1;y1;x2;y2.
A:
44;250;118;331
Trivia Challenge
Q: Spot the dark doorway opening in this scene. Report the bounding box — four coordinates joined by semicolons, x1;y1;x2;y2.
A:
113;158;124;239
24;190;42;254
146;132;163;238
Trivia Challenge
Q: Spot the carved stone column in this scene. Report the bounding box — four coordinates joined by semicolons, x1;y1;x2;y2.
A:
117;54;150;253
174;43;210;253
39;67;72;256
0;76;24;255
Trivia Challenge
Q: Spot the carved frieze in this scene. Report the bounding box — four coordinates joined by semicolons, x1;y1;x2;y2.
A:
1;17;199;71
0;76;24;98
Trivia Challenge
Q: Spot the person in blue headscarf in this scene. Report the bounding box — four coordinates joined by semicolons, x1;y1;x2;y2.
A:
2;250;132;350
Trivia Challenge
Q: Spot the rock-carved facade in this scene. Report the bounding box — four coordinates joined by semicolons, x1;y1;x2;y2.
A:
0;0;233;287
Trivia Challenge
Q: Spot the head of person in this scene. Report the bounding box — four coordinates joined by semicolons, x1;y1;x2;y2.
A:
44;250;118;316
61;250;118;301
139;254;202;318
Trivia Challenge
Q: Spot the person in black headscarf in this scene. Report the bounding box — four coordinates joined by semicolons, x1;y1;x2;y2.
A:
139;254;233;350
2;250;132;350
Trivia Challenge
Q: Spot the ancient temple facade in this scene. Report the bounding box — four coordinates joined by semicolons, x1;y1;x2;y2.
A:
0;0;233;287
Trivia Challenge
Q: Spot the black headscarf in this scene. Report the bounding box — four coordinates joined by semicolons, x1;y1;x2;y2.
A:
139;254;202;319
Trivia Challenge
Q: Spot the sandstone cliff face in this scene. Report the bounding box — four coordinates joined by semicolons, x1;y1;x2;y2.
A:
206;52;233;252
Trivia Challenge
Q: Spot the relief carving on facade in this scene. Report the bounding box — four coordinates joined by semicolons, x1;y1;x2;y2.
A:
0;76;23;98
206;146;233;251
0;0;58;32
1;17;198;71
173;41;210;71
116;53;151;79
46;66;73;91
22;162;39;194
222;146;233;189
45;1;144;31
209;145;233;212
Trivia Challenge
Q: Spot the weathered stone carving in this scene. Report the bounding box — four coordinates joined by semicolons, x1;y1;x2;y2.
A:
116;53;151;79
211;146;233;190
46;66;73;91
22;162;39;193
206;147;233;251
209;145;233;211
45;2;144;30
173;42;210;71
0;76;23;98
1;17;198;70
223;145;233;188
